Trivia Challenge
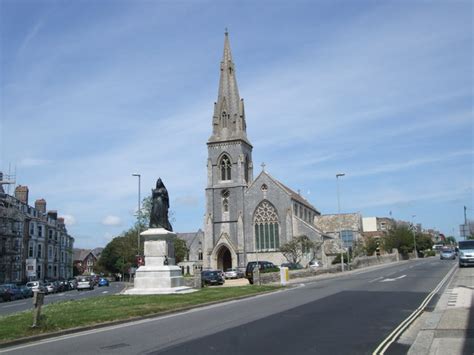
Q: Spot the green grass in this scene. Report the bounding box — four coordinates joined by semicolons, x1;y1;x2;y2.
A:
0;285;279;343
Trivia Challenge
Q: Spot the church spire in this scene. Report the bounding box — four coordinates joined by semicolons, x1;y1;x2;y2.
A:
209;31;250;145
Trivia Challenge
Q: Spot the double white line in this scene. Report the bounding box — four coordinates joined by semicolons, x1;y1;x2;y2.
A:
372;263;457;354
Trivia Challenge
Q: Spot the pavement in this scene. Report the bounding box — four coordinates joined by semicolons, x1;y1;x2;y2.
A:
407;264;473;354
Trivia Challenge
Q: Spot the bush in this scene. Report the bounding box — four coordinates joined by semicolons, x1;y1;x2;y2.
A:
261;267;280;274
332;254;349;265
424;250;436;257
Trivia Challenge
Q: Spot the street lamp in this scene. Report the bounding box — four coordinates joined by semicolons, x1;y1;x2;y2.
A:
336;173;345;272
412;215;418;259
132;173;141;255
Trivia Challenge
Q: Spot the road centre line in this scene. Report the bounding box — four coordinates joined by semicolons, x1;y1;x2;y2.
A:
372;263;457;355
369;277;384;283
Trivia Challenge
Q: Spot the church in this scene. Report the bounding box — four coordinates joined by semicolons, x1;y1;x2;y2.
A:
200;33;328;271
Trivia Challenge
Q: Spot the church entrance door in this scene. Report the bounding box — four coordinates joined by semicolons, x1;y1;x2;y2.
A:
217;246;232;271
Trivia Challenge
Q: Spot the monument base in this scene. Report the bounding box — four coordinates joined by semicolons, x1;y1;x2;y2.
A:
123;228;196;295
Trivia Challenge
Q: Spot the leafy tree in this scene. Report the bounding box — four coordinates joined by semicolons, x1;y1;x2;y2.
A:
362;236;380;256
416;233;434;252
280;235;317;264
174;237;189;264
331;253;349;264
383;225;415;256
445;236;457;245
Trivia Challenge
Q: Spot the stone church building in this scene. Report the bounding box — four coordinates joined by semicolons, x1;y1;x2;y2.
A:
200;33;329;271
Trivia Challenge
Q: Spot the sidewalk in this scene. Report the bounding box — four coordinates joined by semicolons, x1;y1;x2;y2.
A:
408;265;474;354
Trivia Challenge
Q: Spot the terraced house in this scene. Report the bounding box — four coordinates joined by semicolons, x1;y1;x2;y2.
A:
0;178;74;283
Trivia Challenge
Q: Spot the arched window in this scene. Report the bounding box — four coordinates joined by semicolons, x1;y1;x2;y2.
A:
244;155;249;183
222;189;229;212
254;201;280;251
221;111;228;128
220;155;232;181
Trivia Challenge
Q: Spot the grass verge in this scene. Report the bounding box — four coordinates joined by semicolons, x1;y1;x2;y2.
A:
0;285;279;343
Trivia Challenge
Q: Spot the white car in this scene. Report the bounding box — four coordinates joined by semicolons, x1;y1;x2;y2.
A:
26;281;47;293
224;269;239;279
76;277;94;291
308;260;321;269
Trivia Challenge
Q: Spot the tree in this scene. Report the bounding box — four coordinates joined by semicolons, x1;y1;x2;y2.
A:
416;233;434;252
445;236;457;245
279;235;316;264
383;225;414;256
361;236;380;256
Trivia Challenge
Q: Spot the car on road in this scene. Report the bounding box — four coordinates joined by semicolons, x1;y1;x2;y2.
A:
245;261;278;284
458;241;474;267
224;268;242;279
1;284;23;301
440;249;456;260
77;276;94;291
19;285;33;298
26;281;47;293
44;282;57;294
308;260;321;269
0;285;10;302
98;278;109;287
201;270;225;286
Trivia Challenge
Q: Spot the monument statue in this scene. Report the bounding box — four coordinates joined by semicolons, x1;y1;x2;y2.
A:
149;178;173;231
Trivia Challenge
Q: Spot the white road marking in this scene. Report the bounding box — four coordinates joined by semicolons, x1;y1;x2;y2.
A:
380;275;406;283
369;277;384;283
102;291;109;294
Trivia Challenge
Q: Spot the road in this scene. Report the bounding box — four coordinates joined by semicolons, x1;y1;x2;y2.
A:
0;282;126;317
0;259;457;355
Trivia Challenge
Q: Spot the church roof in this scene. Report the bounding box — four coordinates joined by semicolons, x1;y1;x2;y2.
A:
208;31;250;146
255;170;320;213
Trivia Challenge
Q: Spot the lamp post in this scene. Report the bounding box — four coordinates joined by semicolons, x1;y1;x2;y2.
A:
336;173;345;272
412;214;418;259
132;173;141;256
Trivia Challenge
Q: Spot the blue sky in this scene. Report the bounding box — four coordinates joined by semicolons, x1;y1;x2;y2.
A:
1;0;472;249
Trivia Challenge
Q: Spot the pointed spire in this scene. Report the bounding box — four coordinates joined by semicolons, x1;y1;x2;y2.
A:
209;31;250;145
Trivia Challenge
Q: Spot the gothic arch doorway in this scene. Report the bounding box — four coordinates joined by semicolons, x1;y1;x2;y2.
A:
217;245;232;271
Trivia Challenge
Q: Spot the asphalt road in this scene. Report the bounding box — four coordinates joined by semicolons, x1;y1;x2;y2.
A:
0;282;126;317
0;259;456;355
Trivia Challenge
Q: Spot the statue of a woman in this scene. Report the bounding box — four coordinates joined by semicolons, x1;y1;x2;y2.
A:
149;178;173;231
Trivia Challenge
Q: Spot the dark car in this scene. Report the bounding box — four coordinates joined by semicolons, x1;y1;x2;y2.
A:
281;262;303;270
1;284;23;301
201;270;225;286
19;285;33;298
98;278;109;287
245;261;278;284
0;285;10;302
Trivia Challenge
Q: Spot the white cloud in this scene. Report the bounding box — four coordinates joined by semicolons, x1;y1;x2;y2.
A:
102;215;122;226
61;214;76;226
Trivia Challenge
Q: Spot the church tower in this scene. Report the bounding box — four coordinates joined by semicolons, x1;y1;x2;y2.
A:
204;32;253;270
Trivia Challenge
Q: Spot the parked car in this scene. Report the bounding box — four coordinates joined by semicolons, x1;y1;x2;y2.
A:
440;249;456;260
19;285;33;298
98;278;109;287
68;278;77;290
308;260;321;269
281;262;303;270
44;282;56;294
224;268;240;279
458;241;474;267
26;281;47;293
245;261;278;284
77;276;94;291
201;270;225;286
1;284;23;301
0;285;10;302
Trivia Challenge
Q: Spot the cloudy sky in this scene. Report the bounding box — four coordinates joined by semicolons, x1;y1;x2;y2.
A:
1;0;472;249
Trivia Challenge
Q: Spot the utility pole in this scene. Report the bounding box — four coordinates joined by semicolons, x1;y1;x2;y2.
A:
412;215;418;259
336;173;345;271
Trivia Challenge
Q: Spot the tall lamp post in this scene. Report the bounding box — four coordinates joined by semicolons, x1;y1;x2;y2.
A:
336;173;345;272
132;173;141;255
412;214;418;259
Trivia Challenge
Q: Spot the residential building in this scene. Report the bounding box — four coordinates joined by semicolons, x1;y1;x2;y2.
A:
73;248;103;275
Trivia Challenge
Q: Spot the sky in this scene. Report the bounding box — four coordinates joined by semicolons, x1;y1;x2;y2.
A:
0;0;472;249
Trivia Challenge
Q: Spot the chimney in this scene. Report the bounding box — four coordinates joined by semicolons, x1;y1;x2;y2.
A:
15;185;29;204
47;210;58;220
35;199;47;214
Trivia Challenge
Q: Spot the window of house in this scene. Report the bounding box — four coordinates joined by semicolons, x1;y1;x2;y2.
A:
341;230;354;248
198;249;203;261
29;243;34;258
222;189;229;212
37;244;42;258
30;223;34;235
244;155;249;183
49;230;53;239
38;225;42;237
48;246;53;260
220;155;232;181
254;201;280;251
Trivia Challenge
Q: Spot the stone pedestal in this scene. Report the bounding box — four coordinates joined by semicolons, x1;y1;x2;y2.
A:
124;228;196;295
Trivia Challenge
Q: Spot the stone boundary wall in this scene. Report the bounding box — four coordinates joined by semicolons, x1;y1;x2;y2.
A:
258;251;400;285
